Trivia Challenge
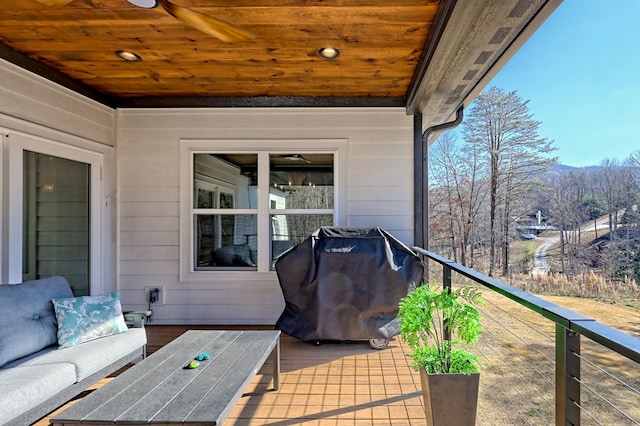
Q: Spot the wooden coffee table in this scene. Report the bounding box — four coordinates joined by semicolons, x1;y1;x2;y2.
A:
50;329;280;425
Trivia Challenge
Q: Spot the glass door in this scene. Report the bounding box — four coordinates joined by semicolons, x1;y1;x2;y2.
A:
22;151;91;296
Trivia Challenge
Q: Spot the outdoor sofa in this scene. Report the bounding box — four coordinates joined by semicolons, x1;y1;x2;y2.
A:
0;276;147;426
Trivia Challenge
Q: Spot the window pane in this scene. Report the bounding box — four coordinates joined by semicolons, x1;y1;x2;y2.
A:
195;214;257;269
23;151;90;295
193;154;257;209
269;154;334;209
271;214;333;264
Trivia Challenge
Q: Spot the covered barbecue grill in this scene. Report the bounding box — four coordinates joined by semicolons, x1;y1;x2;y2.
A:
274;227;424;348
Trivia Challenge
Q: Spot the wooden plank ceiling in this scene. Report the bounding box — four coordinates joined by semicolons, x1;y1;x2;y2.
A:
0;0;441;107
0;0;562;127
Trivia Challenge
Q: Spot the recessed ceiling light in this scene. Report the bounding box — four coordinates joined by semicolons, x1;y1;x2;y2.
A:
318;47;340;60
116;50;142;62
125;0;158;8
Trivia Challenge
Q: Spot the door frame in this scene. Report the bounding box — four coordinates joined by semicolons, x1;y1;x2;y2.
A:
1;132;104;294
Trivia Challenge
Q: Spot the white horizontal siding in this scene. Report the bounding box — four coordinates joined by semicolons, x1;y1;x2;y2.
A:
348;200;413;216
119;274;181;288
349;214;415;230
119;187;180;203
117;148;179;169
120;246;178;261
346;124;413;241
119;201;180;217
120;216;179;231
120;231;179;246
349;186;412;201
123;302;284;325
120;280;285;325
160;288;283;305
117;107;415;324
119;170;180;187
120;260;179;276
119;272;275;288
0;60;114;145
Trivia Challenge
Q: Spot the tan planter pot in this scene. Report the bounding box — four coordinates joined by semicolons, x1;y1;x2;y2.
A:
420;369;480;426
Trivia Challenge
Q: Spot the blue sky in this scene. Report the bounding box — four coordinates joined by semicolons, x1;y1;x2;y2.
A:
484;0;640;168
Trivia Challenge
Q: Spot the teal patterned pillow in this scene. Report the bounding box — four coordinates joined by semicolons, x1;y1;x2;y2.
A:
51;292;128;348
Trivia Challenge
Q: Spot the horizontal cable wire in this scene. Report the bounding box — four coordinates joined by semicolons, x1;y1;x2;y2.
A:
574;346;640;424
436;273;640;425
469;289;559;423
578;381;640;425
573;398;605;426
475;339;536;425
480;294;555;348
576;351;640;396
480;292;555;344
479;304;555;388
476;326;552;423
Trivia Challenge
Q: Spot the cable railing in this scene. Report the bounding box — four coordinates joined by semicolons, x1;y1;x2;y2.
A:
414;247;640;426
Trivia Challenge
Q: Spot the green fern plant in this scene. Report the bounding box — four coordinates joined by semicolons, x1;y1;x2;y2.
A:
398;282;484;374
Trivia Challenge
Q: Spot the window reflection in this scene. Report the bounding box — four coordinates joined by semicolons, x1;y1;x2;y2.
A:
196;214;257;268
271;214;333;265
23;151;90;295
193;154;257;210
269;153;334;210
192;152;334;270
269;154;334;267
193;154;257;269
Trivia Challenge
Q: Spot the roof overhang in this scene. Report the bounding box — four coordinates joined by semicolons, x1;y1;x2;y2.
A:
407;0;562;133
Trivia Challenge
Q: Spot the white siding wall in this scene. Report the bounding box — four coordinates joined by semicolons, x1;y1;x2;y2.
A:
0;60;115;145
117;108;415;324
0;61;416;324
0;59;116;291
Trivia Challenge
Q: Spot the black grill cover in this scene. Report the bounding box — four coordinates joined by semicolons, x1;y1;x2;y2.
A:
274;227;424;342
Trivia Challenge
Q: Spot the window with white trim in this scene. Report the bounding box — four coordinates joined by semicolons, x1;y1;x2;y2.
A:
190;151;335;272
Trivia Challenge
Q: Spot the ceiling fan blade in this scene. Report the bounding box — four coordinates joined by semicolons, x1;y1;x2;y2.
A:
276;154;312;163
296;155;311;163
159;0;254;43
35;0;74;5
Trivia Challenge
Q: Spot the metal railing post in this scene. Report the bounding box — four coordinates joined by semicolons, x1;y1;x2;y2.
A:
443;264;452;342
442;263;452;292
556;324;581;425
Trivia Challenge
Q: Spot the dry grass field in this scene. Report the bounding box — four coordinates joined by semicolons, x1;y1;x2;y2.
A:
475;288;640;425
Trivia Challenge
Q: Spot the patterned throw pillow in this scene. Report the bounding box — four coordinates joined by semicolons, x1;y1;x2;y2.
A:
51;292;128;348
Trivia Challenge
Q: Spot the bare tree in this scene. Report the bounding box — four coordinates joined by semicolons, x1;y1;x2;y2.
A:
463;87;556;276
595;158;629;241
429;132;487;266
545;172;594;275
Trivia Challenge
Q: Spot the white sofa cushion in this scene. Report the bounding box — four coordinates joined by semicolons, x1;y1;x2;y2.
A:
0;363;76;425
5;328;146;381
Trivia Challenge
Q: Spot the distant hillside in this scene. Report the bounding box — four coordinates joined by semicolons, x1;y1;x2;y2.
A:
547;164;604;178
552;164;579;174
546;163;585;178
